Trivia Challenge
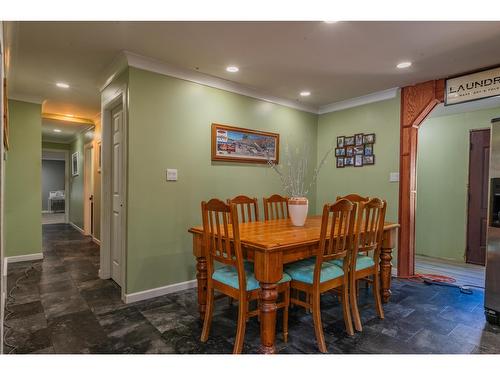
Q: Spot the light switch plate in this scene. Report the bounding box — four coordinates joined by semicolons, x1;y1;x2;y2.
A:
389;172;399;182
166;169;178;181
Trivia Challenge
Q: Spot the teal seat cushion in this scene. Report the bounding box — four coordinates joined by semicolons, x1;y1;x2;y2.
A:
213;264;291;291
284;258;344;284
332;255;375;271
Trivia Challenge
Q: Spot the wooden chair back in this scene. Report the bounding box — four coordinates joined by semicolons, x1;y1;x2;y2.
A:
263;194;289;220
336;194;370;203
201;199;246;290
227;195;260;223
314;199;356;283
353;198;387;264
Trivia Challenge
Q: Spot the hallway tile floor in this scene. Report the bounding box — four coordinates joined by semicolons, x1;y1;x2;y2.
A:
3;224;500;354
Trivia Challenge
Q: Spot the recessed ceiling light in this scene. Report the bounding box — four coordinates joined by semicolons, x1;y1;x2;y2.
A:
323;21;339;24
300;91;311;97
56;82;70;88
226;66;239;73
53;129;62;133
396;62;412;69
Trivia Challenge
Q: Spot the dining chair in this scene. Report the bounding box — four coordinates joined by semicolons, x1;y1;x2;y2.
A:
263;194;289;220
285;199;355;353
336;193;370;203
227;195;260;222
332;198;387;332
200;198;291;354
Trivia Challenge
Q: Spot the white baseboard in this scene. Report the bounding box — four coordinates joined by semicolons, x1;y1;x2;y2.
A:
69;222;85;234
41;210;51;214
6;252;44;266
92;236;101;245
124;279;197;304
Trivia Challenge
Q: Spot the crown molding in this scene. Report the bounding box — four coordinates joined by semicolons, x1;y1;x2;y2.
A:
100;51;401;116
117;51;319;114
8;92;44;105
42;112;94;125
318;88;399;114
99;52;129;92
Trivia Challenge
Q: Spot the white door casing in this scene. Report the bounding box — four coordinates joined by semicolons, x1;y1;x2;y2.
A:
83;143;94;236
100;82;127;299
110;104;123;285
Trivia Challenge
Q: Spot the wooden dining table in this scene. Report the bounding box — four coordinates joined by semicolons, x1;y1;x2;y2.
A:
188;215;399;354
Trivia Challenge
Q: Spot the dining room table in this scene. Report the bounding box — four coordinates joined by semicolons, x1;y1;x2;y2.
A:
188;215;399;354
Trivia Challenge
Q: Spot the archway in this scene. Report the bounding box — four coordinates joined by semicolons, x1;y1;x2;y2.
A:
398;79;445;277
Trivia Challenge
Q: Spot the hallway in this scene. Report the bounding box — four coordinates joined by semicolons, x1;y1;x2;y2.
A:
4;225;500;354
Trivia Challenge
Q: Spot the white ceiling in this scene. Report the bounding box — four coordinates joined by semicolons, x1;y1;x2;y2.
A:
6;21;500;118
42;118;94;143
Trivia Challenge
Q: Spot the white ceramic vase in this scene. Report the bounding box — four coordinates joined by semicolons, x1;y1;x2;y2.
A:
288;197;309;226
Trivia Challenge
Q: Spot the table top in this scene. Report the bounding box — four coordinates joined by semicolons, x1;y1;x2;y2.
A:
189;216;398;252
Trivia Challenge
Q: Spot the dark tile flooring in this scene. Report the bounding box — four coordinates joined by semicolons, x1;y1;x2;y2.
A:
3;223;500;354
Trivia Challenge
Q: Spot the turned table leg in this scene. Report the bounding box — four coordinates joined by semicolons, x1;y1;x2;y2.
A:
196;256;208;320
259;282;278;354
380;227;397;303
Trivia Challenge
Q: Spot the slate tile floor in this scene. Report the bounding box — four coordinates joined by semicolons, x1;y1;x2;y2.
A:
3;223;500;354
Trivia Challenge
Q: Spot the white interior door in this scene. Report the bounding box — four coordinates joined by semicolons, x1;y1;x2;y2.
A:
111;104;124;286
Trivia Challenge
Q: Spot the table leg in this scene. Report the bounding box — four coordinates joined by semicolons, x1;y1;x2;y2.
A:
380;248;392;303
258;282;278;354
380;229;396;303
196;256;208;320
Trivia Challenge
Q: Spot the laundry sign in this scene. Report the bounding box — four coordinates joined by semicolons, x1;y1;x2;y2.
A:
445;66;500;105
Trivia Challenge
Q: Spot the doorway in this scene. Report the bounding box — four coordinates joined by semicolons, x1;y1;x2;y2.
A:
413;103;500;286
41;148;69;225
466;129;490;266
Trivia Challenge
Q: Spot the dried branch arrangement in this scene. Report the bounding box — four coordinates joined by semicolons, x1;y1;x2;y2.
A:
264;142;335;197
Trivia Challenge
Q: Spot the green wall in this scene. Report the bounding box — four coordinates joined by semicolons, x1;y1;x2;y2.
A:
126;67;318;293
5;100;42;257
42;141;70;150
316;96;401;223
416;106;500;261
69;128;94;230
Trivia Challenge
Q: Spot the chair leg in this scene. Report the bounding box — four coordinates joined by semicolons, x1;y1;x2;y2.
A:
200;288;214;342
341;276;354;336
373;271;385;319
233;297;247;354
350;275;363;332
311;291;327;353
283;287;290;343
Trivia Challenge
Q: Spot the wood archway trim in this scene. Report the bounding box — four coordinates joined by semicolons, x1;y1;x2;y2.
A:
398;79;445;277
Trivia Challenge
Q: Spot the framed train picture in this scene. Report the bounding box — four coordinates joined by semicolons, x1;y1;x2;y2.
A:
211;123;279;164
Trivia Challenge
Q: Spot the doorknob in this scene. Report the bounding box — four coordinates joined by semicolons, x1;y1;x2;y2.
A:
89;195;94;201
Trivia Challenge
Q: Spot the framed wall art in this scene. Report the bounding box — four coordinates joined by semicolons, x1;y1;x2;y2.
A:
334;132;376;168
211;123;279;164
72;151;79;176
97;141;102;173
